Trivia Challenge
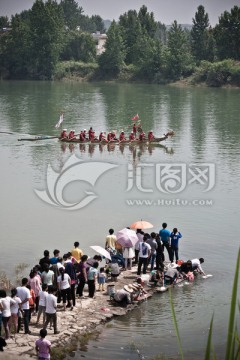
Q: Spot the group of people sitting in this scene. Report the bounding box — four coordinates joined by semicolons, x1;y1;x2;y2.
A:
59;125;159;143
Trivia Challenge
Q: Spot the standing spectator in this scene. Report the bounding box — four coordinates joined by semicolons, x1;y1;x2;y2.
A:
39;250;51;272
16;278;31;334
57;268;72;311
76;255;88;298
50;250;60;265
155;234;164;271
36;284;48;326
134;229;144;264
87;262;99;298
0;290;16;339
146;232;158;271
97;267;106;291
137;235;151;275
63;253;77;308
43;286;59;335
170;228;182;263
26;285;35;323
28;268;41;314
122;246;135;270
9;288;22;336
71;242;83;263
35;328;51;360
41;264;54;287
159;223;171;261
105;228;117;251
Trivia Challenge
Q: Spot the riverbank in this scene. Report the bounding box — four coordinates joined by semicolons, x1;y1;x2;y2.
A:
1;265;162;360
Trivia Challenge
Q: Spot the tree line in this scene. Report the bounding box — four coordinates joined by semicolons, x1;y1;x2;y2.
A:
0;0;240;86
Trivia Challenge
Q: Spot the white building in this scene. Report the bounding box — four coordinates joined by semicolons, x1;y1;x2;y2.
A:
92;32;107;56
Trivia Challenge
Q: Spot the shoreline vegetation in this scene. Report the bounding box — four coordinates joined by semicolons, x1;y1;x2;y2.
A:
0;248;239;360
53;59;240;88
1;3;240;88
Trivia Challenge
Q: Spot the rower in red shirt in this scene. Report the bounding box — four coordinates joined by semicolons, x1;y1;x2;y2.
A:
129;131;135;141
79;131;85;141
83;129;87;139
119;131;126;141
132;123;137;135
148;130;155;141
107;132;112;142
68;130;75;139
99;132;105;141
88;127;95;141
60;129;67;139
139;131;146;141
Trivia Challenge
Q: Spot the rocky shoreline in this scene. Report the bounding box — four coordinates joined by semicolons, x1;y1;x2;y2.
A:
1;265;165;360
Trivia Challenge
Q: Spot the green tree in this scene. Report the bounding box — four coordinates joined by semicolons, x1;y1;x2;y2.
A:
138;5;157;38
59;0;83;30
191;5;214;63
29;0;65;79
214;6;240;60
155;21;167;45
0;16;10;29
98;20;125;77
60;30;96;62
166;20;193;80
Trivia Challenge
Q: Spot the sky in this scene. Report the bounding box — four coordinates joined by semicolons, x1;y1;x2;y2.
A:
0;0;239;26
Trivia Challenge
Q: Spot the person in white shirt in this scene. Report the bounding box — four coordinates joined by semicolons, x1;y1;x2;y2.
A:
0;289;16;339
57;268;72;311
16;277;31;334
9;288;22;336
191;258;206;276
43;286;59;334
137;234;151;275
36;283;48;326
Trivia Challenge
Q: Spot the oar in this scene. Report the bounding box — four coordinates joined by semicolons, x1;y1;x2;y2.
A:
0;131;14;135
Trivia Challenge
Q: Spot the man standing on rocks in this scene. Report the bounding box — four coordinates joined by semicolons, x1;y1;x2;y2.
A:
43;286;59;335
16;278;31;334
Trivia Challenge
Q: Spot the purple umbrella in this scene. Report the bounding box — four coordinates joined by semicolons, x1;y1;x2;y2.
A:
116;228;139;248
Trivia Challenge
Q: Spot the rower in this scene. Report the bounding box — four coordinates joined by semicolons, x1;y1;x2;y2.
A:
79;131;85;141
83;129;87;139
99;132;105;141
68;130;75;139
119;131;126;142
60;128;67;139
139;131;145;141
148;130;155;141
132;123;137;135
129;131;135;141
88;127;95;141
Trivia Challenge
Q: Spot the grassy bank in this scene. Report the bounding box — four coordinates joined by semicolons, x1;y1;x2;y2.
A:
53;60;240;88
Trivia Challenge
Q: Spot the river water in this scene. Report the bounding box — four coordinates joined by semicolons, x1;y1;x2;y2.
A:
0;81;239;359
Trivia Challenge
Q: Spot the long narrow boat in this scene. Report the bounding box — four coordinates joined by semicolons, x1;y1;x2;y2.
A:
59;134;170;145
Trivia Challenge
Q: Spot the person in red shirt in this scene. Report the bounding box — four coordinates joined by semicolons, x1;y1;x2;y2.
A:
129;132;135;141
119;131;126;142
83;130;87;139
148;131;155;141
139;132;146;141
68;130;75;140
79;131;85;141
88;127;95;141
133;123;137;135
99;132;105;141
107;132;112;142
60;129;67;139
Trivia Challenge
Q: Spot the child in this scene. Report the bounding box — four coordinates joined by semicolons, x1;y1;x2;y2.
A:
35;328;51;360
36;284;48;326
97;267;106;291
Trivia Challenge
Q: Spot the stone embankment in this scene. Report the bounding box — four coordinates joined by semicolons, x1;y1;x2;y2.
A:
1;266;164;360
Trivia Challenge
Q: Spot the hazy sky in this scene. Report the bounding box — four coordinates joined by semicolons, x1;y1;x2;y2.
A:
0;0;238;25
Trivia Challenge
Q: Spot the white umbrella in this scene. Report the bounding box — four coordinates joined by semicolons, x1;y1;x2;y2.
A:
90;245;112;260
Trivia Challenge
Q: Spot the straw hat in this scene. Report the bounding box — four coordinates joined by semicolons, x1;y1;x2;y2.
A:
124;285;133;293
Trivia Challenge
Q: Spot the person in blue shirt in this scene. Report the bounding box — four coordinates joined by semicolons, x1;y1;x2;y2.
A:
170;228;182;263
159;223;171;261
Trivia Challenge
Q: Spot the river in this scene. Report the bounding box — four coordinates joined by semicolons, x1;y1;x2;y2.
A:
0;81;239;359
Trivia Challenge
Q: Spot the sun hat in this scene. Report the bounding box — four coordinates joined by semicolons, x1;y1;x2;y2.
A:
124;285;133;293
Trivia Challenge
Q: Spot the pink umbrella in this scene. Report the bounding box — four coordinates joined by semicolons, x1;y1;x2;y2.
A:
116;228;139;248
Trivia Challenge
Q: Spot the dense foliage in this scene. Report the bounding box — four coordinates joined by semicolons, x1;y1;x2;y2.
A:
0;1;240;86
